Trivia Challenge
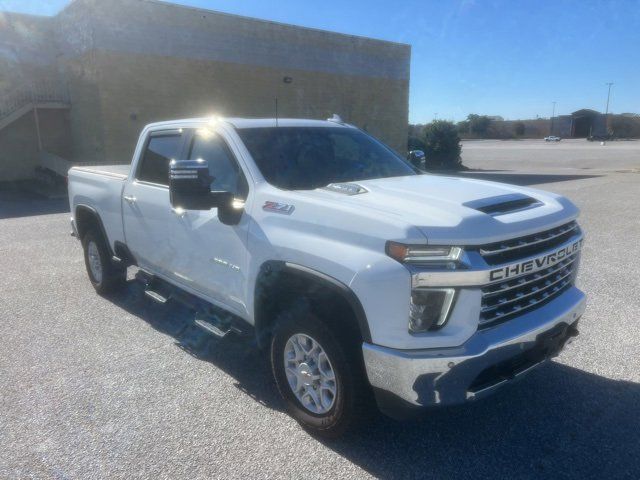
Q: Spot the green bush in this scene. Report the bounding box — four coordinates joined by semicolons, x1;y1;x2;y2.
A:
467;114;492;136
422;120;462;170
407;135;426;151
456;120;470;134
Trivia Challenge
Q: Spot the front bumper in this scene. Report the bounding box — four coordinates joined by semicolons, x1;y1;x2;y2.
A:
363;287;585;418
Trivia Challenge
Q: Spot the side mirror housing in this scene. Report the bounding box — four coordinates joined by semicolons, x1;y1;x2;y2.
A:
169;159;233;211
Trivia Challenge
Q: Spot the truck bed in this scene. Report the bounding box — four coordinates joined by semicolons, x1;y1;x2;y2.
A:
71;164;131;179
68;164;131;249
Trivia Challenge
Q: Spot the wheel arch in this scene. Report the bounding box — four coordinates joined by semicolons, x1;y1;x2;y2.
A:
75;205;113;254
254;260;371;349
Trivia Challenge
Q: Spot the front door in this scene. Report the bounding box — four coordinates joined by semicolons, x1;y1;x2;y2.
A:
170;127;251;317
122;129;187;277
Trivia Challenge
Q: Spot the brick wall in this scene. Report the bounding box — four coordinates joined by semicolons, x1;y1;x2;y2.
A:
0;0;411;177
92;51;408;162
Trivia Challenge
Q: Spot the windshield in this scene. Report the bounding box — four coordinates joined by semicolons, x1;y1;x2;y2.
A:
237;127;416;190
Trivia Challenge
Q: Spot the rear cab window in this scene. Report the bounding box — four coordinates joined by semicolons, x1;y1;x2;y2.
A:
137;131;184;186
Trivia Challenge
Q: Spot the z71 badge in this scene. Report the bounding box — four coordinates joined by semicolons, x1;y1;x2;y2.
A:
489;238;583;281
263;201;295;215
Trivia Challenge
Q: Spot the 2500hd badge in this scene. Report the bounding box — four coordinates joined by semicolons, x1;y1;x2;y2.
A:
489;238;584;281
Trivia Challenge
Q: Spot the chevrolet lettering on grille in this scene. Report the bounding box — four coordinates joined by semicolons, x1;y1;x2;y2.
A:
489;238;583;282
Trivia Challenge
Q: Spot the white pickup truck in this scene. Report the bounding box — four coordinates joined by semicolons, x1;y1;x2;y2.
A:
68;116;586;437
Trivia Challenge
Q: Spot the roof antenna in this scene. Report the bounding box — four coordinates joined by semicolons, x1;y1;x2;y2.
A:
275;97;279;127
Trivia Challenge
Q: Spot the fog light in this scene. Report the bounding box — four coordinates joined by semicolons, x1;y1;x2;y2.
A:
409;288;456;333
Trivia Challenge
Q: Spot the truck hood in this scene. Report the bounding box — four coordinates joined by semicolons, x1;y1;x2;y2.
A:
297;174;579;245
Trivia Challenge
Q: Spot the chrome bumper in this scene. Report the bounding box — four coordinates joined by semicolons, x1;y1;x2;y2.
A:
363;287;586;413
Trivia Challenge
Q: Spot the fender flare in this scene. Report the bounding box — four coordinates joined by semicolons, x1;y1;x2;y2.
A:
255;260;372;344
74;204;114;256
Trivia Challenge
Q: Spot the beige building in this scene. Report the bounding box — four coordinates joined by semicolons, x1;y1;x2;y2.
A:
0;0;410;181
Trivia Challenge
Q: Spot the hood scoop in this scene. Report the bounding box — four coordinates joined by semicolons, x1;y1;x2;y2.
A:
323;183;368;195
464;193;542;216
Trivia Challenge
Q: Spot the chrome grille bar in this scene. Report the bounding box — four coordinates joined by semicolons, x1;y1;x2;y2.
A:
481;267;575;314
482;256;578;298
479;254;580;327
479;221;578;257
480;277;574;326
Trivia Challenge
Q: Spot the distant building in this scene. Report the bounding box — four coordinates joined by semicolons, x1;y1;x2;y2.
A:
0;0;410;181
566;109;607;137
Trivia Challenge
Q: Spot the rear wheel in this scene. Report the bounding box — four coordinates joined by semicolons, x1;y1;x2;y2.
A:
82;230;125;294
270;302;369;438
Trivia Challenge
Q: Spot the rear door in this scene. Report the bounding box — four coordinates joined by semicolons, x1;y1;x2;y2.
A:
122;129;187;276
169;127;251;316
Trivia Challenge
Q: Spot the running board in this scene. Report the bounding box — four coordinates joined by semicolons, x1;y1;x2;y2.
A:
194;317;229;338
137;270;171;304
194;312;243;338
144;289;169;304
133;268;252;338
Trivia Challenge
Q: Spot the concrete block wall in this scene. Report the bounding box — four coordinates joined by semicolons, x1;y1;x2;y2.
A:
0;111;40;181
1;0;410;175
59;0;410;161
94;50;409;162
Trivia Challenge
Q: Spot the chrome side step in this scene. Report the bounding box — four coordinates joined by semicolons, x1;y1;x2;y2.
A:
194;311;243;338
194;316;229;338
144;289;169;304
134;268;250;339
136;270;171;304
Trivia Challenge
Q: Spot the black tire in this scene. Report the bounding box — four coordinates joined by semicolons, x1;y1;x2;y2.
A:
82;229;126;294
270;301;369;438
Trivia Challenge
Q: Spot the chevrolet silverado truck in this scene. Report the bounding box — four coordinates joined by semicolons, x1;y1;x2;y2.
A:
68;116;586;437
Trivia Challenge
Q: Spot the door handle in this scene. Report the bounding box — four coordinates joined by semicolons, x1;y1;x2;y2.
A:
123;194;136;204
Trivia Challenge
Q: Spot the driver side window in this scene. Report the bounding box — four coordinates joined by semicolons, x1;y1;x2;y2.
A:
188;132;248;199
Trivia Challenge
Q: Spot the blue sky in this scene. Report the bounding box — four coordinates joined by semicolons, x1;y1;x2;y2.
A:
3;0;639;123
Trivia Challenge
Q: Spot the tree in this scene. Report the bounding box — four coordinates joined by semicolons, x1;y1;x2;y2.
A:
514;121;525;136
467;114;492;136
422;120;462;170
456;120;470;134
407;135;426;151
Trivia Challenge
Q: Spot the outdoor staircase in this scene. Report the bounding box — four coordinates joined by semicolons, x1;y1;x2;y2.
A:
0;80;71;131
0;79;74;181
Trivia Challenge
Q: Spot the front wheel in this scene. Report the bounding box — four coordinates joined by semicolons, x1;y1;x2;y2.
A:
270;304;368;438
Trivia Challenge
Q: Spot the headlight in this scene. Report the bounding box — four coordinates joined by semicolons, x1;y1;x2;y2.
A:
409;288;456;333
386;241;462;268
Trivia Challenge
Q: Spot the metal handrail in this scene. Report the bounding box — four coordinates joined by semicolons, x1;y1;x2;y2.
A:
0;78;70;120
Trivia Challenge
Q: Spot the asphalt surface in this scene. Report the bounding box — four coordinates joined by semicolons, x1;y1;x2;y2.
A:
1;139;639;479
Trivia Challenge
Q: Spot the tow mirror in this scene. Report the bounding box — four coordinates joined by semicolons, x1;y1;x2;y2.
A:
169;159;233;211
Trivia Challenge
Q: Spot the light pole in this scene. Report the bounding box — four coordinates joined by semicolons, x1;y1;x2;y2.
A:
550;101;556;136
604;82;613;143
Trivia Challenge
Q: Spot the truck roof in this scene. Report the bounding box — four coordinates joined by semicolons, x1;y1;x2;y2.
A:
144;117;355;130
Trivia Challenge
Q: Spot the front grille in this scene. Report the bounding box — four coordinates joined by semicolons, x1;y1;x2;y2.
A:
478;221;579;265
479;255;579;328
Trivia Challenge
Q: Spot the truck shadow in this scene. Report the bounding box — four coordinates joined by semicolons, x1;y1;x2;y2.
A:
104;279;283;410
104;281;639;479
0;183;69;219
327;363;640;479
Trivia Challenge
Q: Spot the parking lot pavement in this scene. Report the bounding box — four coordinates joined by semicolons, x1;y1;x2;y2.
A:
1;141;639;479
